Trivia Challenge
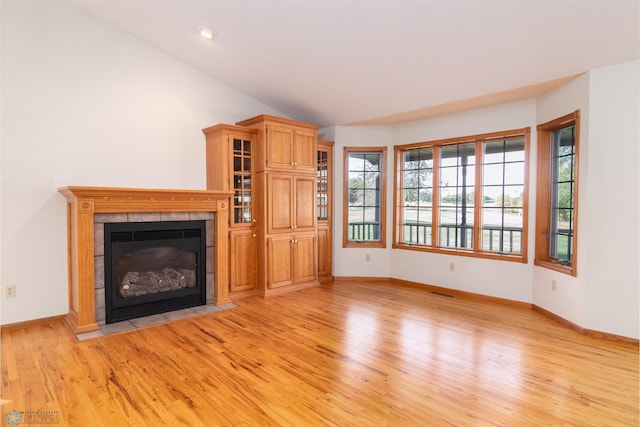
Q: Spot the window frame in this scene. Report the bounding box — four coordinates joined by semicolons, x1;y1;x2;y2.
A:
343;146;387;248
535;111;580;276
392;128;530;263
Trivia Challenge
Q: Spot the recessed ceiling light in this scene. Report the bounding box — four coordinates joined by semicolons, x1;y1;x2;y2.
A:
198;25;216;41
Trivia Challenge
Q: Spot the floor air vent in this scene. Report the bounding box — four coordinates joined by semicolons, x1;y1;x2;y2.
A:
431;291;454;298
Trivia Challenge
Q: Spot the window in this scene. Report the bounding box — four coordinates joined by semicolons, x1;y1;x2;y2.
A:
535;111;580;276
343;147;387;248
393;129;529;262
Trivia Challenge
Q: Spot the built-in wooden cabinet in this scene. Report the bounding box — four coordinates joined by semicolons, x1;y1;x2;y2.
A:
205;115;321;299
317;140;334;281
203;124;258;296
235;115;320;296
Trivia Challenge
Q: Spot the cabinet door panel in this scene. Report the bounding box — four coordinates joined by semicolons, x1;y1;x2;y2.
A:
295;176;316;231
267;174;294;233
230;230;256;292
293;129;316;172
317;226;331;278
266;125;293;170
293;233;316;283
267;236;293;288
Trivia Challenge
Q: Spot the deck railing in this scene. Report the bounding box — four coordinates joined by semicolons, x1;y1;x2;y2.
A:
348;222;524;253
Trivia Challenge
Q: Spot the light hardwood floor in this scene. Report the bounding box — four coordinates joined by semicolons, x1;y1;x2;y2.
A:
2;281;638;426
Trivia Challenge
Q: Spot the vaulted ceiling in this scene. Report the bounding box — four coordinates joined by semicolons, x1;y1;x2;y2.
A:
71;0;639;127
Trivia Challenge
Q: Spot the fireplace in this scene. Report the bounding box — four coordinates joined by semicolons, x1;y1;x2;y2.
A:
59;186;232;335
104;220;207;323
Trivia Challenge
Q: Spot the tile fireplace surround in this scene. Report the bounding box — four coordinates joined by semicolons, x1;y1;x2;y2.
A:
59;186;233;334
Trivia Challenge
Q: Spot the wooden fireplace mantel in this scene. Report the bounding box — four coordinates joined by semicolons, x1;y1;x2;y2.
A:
59;186;233;334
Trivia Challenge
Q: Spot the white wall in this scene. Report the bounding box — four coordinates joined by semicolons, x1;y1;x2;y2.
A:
534;74;590;328
333;100;536;303
583;61;639;338
0;1;282;324
333;125;393;278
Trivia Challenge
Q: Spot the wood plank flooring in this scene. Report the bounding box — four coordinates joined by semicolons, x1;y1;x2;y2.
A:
2;281;638;426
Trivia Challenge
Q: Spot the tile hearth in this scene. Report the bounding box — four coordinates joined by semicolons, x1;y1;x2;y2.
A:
75;303;237;341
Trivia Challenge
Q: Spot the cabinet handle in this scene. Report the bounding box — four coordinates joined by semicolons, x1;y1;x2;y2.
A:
252;218;256;222
252;234;256;238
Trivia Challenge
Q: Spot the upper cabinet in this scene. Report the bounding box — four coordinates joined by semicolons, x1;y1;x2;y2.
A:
236;115;319;173
202;124;258;226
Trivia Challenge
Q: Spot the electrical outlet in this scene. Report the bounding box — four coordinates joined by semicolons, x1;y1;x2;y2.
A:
449;263;455;272
6;285;16;298
552;280;557;291
365;254;371;262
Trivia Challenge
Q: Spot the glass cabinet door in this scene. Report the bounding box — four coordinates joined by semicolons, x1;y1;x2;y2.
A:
233;137;253;224
317;150;329;221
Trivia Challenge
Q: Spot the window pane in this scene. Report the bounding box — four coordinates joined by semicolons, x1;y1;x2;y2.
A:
504;163;524;185
404;188;417;203
439;167;458;187
349;189;364;206
550;125;575;262
363;189;380;206
347;151;383;243
480;137;525;254
483;164;504;186
399;148;433;245
503;138;525;162
484;140;505;163
438;143;475;249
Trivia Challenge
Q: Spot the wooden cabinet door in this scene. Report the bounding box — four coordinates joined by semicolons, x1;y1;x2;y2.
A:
267;235;293;288
293;129;316;173
294;175;316;232
266;125;294;170
293;233;316;284
267;174;294;234
317;226;331;278
316;140;333;279
230;229;257;292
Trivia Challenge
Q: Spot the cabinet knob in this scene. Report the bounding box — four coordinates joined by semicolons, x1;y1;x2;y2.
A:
252;218;256;222
252;234;256;238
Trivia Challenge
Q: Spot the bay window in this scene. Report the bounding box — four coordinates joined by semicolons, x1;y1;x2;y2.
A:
393;128;530;262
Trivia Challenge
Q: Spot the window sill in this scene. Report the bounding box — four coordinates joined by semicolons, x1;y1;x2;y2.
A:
534;259;576;277
393;243;527;263
344;241;386;249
